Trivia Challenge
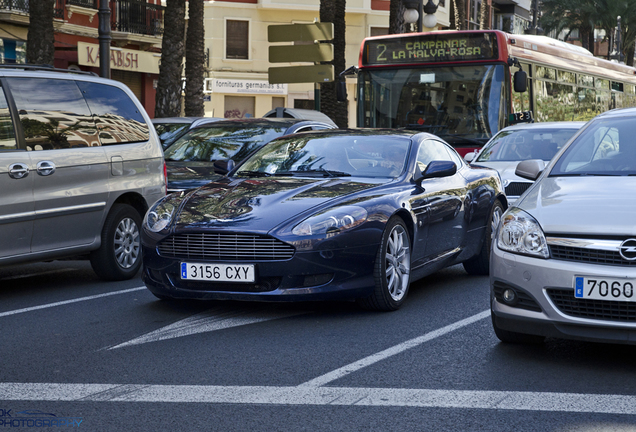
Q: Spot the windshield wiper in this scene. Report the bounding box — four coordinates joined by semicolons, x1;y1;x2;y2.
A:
237;170;273;177
275;169;351;178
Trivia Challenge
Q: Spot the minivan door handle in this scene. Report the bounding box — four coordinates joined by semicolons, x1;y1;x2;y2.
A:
36;160;56;176
8;162;29;179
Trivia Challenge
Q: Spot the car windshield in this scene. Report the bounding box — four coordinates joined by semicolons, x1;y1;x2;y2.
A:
164;125;287;162
236;135;411;178
476;127;579;162
358;65;506;143
154;122;191;148
551;117;636;176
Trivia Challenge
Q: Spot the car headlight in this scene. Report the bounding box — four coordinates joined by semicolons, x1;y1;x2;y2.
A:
497;207;549;258
292;206;368;236
144;197;177;232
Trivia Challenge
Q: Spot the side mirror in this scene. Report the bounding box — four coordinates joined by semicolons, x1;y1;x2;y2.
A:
213;159;235;175
513;70;527;93
464;152;476;163
414;160;457;183
336;81;347;102
515;159;545;181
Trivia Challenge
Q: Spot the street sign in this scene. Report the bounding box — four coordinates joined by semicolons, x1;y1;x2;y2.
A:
269;44;333;63
267;23;333;43
268;22;334;84
268;65;334;84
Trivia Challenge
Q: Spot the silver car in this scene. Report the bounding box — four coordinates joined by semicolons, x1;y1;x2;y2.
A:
0;66;165;281
467;122;585;203
490;108;636;345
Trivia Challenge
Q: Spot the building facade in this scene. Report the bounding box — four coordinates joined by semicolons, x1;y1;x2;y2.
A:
0;0;163;117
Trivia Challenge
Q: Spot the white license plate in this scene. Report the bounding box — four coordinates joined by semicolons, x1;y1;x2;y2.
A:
181;263;255;282
574;276;636;302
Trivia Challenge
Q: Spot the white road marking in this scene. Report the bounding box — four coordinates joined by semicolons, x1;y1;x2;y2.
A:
107;307;309;350
0;268;77;280
1;383;635;414
298;310;490;387
0;287;146;318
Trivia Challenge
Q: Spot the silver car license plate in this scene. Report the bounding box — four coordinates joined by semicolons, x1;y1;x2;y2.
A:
574;276;636;301
181;262;255;282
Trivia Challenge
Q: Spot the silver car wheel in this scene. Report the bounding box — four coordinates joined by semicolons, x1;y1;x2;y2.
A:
114;217;140;269
385;224;411;302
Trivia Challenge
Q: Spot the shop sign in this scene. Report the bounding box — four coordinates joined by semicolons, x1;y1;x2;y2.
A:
78;42;160;74
205;79;287;95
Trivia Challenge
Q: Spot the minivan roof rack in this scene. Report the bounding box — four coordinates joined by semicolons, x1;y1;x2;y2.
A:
0;64;98;76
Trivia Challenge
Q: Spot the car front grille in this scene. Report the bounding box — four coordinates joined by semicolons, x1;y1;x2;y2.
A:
157;233;295;261
549;244;636;267
547;288;636;322
505;182;532;197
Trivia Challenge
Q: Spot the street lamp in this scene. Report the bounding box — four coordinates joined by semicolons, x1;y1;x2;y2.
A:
403;0;438;32
422;0;439;29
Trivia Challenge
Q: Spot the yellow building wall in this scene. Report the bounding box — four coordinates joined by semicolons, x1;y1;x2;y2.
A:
202;0;449;126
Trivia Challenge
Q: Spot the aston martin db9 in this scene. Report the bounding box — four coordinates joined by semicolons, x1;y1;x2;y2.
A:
141;129;506;310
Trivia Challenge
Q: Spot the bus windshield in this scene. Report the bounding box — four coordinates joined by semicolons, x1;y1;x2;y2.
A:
358;64;507;145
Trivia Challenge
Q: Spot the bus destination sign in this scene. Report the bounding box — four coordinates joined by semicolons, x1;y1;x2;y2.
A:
363;33;499;66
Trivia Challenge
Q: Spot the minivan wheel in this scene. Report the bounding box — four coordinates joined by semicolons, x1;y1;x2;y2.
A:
357;217;411;311
90;204;142;281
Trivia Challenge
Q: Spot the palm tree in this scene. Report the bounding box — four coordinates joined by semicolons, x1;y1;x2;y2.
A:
452;0;467;30
540;0;597;52
320;0;348;128
155;0;187;118
27;0;55;65
184;0;205;117
389;0;407;34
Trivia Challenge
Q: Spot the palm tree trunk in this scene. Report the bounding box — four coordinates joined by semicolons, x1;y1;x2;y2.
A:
155;0;186;118
453;0;466;30
389;0;407;34
320;0;348;128
185;0;205;117
27;0;55;65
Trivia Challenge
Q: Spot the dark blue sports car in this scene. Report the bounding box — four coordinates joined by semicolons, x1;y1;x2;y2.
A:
141;129;506;310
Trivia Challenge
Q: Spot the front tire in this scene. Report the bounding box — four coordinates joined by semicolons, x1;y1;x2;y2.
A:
463;200;504;275
357;217;411;311
90;204;142;281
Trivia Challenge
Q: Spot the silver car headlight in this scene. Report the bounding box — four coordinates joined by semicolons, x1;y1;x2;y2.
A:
497;207;549;258
144;198;177;233
292;206;368;236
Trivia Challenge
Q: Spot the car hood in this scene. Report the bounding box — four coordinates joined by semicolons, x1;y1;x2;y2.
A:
166;161;223;191
175;177;382;233
516;176;636;236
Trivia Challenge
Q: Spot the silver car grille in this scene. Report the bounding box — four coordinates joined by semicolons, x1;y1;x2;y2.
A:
547;288;636;322
548;237;636;267
504;182;532;197
157;233;295;261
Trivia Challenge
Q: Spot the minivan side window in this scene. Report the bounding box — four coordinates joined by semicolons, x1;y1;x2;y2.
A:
7;77;98;150
77;81;149;145
0;86;16;150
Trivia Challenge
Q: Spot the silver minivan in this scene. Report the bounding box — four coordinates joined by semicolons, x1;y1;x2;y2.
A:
490;108;636;345
0;66;165;280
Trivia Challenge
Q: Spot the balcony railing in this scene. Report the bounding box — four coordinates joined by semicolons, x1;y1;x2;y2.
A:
0;0;164;37
110;0;164;37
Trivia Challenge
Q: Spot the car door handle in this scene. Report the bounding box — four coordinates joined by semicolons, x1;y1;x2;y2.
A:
8;162;29;179
36;160;56;176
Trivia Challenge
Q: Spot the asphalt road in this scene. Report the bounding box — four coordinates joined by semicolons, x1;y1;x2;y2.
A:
1;261;636;431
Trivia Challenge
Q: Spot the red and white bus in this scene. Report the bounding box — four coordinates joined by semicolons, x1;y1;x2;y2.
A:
350;30;636;156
